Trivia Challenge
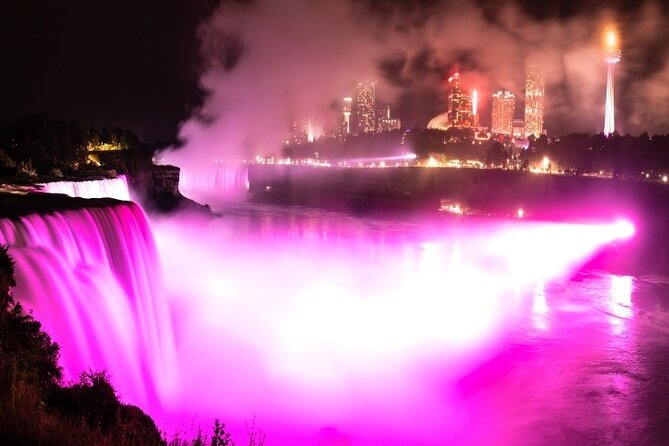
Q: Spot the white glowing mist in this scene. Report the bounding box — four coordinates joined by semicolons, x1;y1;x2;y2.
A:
38;175;131;201
150;207;631;443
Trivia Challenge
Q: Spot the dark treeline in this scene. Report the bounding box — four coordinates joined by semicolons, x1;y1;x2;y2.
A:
524;132;669;176
283;130;406;161
0;115;155;179
285;127;669;177
409;128;669;176
283;128;517;167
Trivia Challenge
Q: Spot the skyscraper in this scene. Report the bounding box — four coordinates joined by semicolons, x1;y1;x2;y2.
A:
524;66;545;138
604;31;621;135
447;72;472;128
354;82;376;135
491;91;515;136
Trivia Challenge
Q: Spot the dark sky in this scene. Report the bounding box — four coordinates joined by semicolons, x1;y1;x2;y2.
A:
0;0;210;142
1;0;667;143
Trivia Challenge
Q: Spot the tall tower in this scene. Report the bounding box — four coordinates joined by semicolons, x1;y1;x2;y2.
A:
342;97;352;135
524;66;545;138
604;31;621;135
491;91;515;136
447;72;472;128
354;82;376;135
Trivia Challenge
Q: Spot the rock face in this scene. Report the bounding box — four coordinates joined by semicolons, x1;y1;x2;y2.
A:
128;164;180;197
129;164;212;214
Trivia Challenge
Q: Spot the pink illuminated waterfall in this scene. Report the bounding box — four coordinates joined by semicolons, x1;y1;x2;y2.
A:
38;175;131;201
0;202;176;407
178;164;249;204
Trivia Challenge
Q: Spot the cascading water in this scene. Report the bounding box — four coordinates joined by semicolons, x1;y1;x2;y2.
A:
0;202;176;408
38;175;131;201
177;164;249;205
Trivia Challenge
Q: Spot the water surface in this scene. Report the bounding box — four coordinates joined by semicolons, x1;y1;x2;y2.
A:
152;204;669;445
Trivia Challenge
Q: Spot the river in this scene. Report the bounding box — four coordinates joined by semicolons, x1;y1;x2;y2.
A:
151;203;669;445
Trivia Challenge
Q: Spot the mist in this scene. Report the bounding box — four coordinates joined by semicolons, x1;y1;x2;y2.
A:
161;0;669;168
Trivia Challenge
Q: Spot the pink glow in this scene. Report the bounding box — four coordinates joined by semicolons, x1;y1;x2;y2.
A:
612;219;635;239
148;210;635;442
1;185;638;444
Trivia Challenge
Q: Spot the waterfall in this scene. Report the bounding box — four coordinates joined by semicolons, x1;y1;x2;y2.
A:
178;164;249;205
0;202;176;408
38;175;131;201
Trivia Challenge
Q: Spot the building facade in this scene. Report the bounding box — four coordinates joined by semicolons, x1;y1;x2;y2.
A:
354;82;376;135
524;66;545;138
491;91;515;136
447;72;472;128
376;104;401;133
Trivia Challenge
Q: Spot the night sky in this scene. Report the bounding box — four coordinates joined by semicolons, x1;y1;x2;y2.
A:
0;0;209;142
1;0;668;143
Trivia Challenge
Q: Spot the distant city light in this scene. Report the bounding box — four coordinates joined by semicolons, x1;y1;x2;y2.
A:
663;175;668;182
517;208;524;218
542;156;550;170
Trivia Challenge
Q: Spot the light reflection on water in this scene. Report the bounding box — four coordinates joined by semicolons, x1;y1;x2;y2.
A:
152;204;669;445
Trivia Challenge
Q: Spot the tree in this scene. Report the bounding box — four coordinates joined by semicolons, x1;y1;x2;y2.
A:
211;419;234;446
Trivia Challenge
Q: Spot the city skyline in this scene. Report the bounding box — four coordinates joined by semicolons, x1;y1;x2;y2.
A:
3;0;669;155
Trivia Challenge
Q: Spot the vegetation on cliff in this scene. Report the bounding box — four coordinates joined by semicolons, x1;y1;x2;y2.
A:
0;114;155;180
0;245;165;445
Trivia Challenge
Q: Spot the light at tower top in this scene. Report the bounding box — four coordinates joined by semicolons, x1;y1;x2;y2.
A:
604;30;621;63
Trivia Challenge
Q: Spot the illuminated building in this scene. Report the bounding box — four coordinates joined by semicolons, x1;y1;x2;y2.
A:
447;72;472;128
291;109;321;145
342;97;352;135
291;119;308;145
604;30;621;135
524;66;545;138
354;82;376;135
376;104;401;133
491;91;515;136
